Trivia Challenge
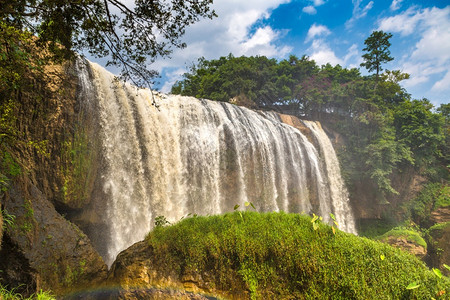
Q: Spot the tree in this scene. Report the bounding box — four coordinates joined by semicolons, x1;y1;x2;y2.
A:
360;31;394;78
0;0;216;87
394;99;445;170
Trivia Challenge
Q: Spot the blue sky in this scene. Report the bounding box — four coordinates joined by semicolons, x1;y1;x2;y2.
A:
125;0;450;106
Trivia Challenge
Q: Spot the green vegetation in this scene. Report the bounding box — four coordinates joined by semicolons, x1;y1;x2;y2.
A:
1;208;15;231
0;151;21;192
377;227;427;249
360;30;394;78
408;183;450;227
146;212;449;299
0;285;55;300
61;126;95;208
428;222;450;234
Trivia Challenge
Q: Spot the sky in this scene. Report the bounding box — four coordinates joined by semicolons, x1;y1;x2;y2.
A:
101;0;450;106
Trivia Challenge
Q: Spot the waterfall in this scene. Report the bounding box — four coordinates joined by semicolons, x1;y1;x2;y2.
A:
79;61;356;266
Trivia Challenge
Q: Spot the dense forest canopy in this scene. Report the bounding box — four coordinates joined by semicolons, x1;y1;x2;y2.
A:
171;35;448;203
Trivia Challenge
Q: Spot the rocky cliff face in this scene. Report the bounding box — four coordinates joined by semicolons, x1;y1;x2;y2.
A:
1;176;107;295
0;58;107;296
431;207;450;224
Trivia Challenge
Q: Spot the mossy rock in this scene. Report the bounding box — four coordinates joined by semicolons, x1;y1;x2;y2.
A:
108;212;449;299
377;228;427;258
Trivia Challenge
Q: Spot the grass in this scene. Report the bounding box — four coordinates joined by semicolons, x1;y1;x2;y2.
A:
145;211;449;299
0;285;55;300
428;222;450;234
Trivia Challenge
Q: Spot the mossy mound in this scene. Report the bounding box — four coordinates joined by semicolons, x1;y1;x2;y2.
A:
377;227;428;249
111;212;450;299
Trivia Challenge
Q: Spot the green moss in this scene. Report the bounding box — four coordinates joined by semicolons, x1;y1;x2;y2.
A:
60;124;95;208
146;212;449;299
376;227;427;249
19;199;36;234
428;222;450;234
427;222;450;243
434;185;450;209
0;151;21;192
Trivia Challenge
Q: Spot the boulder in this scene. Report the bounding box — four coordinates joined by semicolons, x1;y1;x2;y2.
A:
384;236;427;258
107;240;246;299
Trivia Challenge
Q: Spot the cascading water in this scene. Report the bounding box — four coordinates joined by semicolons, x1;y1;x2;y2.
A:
77;60;356;266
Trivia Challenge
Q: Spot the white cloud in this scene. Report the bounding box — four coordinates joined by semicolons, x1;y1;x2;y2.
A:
147;0;292;90
303;6;317;14
308;40;343;66
313;0;325;6
304;25;359;68
346;0;374;29
160;68;186;93
378;6;450;99
378;7;424;36
306;24;331;42
390;0;403;11
241;26;292;57
432;70;450;92
344;44;360;67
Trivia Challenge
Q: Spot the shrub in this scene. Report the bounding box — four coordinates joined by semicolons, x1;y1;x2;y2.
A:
146;212;449;299
409;183;450;227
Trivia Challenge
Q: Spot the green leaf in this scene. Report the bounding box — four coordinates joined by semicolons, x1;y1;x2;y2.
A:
329;213;336;221
380;254;385;261
312;222;319;231
311;214;318;223
432;268;442;279
233;204;240;211
443;264;450;271
406;282;420;290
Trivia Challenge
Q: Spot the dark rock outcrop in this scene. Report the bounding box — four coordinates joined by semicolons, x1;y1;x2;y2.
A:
0;176;107;295
0;58;109;296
